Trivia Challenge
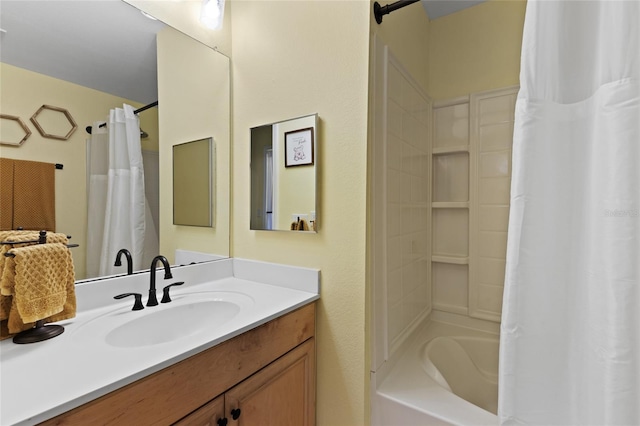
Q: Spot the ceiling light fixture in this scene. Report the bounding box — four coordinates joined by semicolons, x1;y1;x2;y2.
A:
200;0;225;30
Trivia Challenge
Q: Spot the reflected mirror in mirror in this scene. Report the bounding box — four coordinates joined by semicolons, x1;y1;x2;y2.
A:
173;138;214;227
250;114;318;232
0;1;230;280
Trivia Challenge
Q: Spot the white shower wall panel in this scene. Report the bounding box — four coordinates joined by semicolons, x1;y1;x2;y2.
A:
385;55;432;353
469;88;517;321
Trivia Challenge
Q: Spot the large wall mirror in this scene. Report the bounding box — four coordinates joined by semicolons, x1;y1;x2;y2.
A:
0;1;230;280
250;114;318;232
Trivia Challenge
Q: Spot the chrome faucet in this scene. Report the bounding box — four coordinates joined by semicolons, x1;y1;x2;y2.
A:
147;255;173;306
114;248;133;275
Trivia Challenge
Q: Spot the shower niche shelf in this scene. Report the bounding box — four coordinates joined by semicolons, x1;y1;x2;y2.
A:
431;255;469;265
432;208;468;258
432;202;469;209
432;151;469;203
432;145;469;155
431;98;472;317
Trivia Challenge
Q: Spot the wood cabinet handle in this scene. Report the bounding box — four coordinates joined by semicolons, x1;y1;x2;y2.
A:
217;418;228;426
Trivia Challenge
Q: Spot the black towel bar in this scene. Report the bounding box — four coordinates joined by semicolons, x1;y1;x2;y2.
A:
4;243;79;257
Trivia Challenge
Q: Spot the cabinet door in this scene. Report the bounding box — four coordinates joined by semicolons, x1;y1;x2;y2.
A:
174;395;225;426
225;338;315;426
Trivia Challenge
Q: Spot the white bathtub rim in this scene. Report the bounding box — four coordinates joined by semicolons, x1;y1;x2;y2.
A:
421;335;500;385
376;367;497;426
377;391;495;426
374;319;499;426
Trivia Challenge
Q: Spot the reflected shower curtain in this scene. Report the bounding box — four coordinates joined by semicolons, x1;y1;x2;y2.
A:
499;1;640;424
86;104;146;277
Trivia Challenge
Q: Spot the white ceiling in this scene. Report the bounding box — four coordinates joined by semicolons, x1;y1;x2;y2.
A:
422;0;487;20
0;1;165;104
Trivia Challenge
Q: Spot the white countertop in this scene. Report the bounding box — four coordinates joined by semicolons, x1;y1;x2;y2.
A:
0;258;320;426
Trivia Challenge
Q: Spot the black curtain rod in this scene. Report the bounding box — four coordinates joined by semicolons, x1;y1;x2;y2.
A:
85;101;158;134
374;0;421;24
134;100;158;115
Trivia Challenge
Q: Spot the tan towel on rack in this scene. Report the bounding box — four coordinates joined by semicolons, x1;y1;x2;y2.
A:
12;159;56;232
0;230;69;340
3;279;76;337
0;292;11;322
0;231;68;297
7;243;75;331
1;243;76;339
0;290;12;339
0;158;14;231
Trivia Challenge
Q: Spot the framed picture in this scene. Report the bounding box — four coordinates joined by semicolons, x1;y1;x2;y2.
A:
284;127;314;167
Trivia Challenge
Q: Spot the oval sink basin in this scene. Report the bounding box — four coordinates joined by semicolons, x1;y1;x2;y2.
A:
71;291;255;351
105;300;240;348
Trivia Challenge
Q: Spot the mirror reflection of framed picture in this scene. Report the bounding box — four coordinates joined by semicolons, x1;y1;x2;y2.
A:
284;127;314;167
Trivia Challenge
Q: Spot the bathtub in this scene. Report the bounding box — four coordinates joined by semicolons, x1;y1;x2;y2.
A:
373;317;499;425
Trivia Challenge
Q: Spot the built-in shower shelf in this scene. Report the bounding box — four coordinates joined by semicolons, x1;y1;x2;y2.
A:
432;145;470;155
431;255;469;265
432;202;469;209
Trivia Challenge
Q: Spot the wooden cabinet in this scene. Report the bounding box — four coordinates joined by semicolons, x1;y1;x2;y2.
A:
178;338;315;426
174;396;225;426
42;303;315;426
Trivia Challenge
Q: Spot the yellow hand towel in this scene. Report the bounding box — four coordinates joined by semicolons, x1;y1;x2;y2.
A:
0;292;11;321
0;231;68;296
11;243;75;325
4;280;76;337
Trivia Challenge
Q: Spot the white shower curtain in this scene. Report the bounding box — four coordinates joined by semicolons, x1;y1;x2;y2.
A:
499;1;640;425
86;104;146;277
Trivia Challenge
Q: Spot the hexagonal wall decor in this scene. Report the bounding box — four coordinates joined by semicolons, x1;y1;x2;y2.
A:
30;104;77;140
0;114;32;146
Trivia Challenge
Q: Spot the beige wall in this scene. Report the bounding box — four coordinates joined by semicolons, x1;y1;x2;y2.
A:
231;1;371;424
370;0;430;93
428;0;526;100
0;63;153;279
156;27;230;262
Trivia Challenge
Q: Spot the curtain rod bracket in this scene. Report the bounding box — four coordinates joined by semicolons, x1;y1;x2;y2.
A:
374;0;421;24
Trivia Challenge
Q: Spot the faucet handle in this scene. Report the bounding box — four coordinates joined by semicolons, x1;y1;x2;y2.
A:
114;293;144;311
161;282;185;303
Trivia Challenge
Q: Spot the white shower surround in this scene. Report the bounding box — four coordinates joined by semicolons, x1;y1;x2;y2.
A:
370;32;517;425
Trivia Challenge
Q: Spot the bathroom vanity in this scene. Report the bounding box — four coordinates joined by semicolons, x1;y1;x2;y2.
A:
42;304;315;425
0;259;319;425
